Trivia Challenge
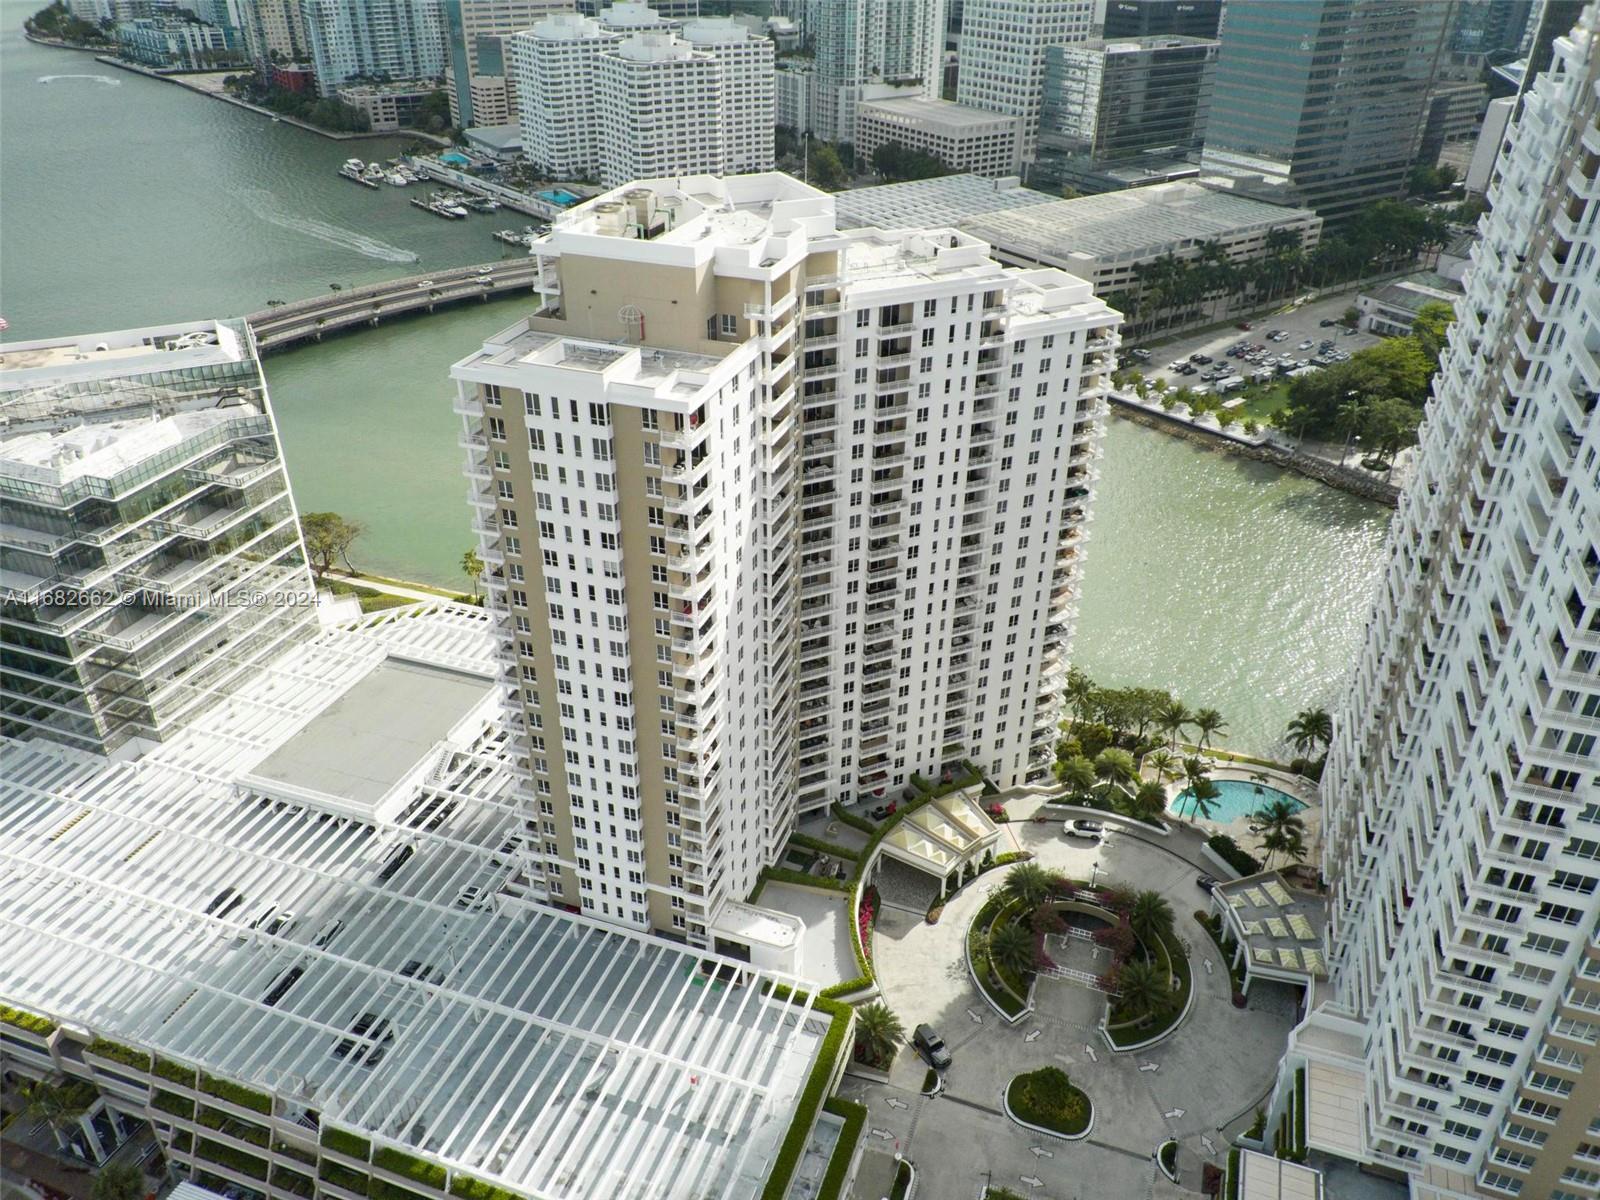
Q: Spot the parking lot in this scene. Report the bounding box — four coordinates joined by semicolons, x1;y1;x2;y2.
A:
1126;292;1383;398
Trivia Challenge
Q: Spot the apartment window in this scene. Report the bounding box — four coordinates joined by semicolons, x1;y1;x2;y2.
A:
488;416;505;441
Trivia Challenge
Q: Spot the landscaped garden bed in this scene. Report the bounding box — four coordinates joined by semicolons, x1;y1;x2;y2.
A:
1003;1067;1092;1138
1157;1139;1179;1182
889;1158;914;1200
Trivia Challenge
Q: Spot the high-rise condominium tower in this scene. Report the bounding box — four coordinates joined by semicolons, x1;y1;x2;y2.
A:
786;0;948;144
955;0;1094;161
301;0;449;95
1202;0;1449;223
0;320;316;757
443;0;573;128
1280;13;1600;1200
452;172;1118;946
511;15;774;187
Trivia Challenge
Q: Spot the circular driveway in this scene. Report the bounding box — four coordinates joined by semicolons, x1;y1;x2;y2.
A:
840;811;1303;1198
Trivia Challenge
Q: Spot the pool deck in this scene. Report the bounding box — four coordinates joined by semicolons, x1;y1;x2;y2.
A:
1162;761;1322;873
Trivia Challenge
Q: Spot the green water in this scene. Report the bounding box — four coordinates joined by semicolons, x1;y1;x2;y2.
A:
1;5;1395;756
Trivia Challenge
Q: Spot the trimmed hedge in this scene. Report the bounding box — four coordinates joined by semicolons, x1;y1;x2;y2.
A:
200;1072;272;1114
154;1057;196;1086
272;1166;316;1198
828;802;877;835
790;833;861;862
816;1098;867;1200
758;865;851;893
1207;834;1262;876
374;1147;447;1189
196;1138;268;1180
967;894;1027;1017
818;975;872;1000
0;1005;56;1035
1226;1146;1241;1200
319;1161;371;1194
87;1038;152;1071
152;1090;195;1119
1006;1067;1091;1135
321;1126;373;1161
758;995;852;1200
450;1176;523;1200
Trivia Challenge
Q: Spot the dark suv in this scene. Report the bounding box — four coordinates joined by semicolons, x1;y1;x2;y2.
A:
913;1024;953;1070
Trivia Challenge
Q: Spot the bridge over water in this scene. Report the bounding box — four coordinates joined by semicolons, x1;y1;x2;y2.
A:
247;258;547;353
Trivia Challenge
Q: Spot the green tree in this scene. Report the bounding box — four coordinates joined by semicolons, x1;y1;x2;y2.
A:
989;920;1039;978
1155;698;1191;751
1191;708;1226;751
1250;796;1306;858
853;1002;905;1066
808;142;849;191
20;1078;91;1139
1113;958;1170;1018
1001;862;1057;911
1361;395;1424;466
417;88;451;133
1142;748;1180;782
460;547;484;598
1062;666;1096;732
1118;779;1167;823
1411;300;1456;364
1054;753;1097;796
1179;757;1220;821
91;1162;147;1200
1093;747;1138;803
300;511;365;579
1285;709;1333;756
1128;890;1175;945
871;140;948;182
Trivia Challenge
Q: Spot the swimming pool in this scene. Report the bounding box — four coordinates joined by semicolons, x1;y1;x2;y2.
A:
1169;779;1306;823
537;188;583;207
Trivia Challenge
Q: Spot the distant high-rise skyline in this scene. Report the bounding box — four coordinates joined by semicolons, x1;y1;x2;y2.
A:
1101;0;1220;40
956;0;1094;160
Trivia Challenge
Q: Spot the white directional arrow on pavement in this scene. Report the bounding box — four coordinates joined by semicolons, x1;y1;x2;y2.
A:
1138;1062;1159;1073
967;1008;984;1024
1204;959;1214;975
1165;1108;1186;1119
871;1128;894;1141
1029;1146;1054;1159
1024;1029;1042;1043
1201;1135;1217;1154
1020;1175;1044;1188
886;1098;908;1110
1083;1044;1098;1062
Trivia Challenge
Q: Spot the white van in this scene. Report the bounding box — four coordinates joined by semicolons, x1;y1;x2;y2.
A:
1220;376;1247;393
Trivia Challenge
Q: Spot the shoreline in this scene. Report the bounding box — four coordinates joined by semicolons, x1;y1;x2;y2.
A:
1109;396;1401;508
90;54;452;145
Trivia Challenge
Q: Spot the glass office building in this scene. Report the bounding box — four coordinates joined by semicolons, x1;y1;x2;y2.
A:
0;319;316;757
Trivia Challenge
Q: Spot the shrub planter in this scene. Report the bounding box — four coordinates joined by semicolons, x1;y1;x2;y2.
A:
964;895;1033;1024
889;1157;916;1200
1001;1068;1093;1141
920;1069;943;1098
1156;1140;1179;1183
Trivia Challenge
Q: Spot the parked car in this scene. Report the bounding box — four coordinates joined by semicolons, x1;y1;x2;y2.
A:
1196;875;1219;894
914;1024;953;1070
1129;348;1152;361
1236;321;1252;330
870;801;899;821
1191;353;1213;364
333;1013;395;1065
455;884;493;910
1065;818;1105;840
1319;318;1336;327
1297;340;1314;350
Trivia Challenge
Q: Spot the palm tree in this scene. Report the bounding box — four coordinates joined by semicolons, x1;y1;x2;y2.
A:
1285;708;1333;757
1113;958;1170;1018
1142;748;1180;782
853;1002;905;1066
91;1162;147;1200
1251;797;1306;846
20;1078;91;1142
1155;699;1191;751
1054;754;1096;798
1093;747;1138;803
1191;708;1226;751
460;547;484;599
989;920;1039;978
1119;780;1168;823
1179;757;1221;821
1063;667;1096;734
1002;862;1056;910
1128;890;1175;945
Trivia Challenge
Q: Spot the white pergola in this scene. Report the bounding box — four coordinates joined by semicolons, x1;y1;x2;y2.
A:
0;604;824;1200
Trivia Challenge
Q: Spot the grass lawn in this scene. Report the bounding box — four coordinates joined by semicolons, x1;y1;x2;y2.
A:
1231;381;1292;423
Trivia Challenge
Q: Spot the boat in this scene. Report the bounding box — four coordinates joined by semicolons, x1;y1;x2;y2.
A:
339;163;379;188
360;164;386;185
465;197;500;213
343;158;364;171
385;171;410;187
410;197;466;220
